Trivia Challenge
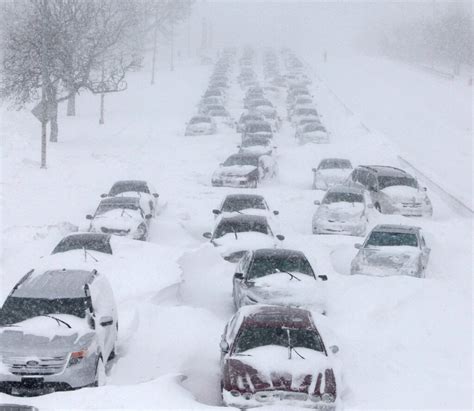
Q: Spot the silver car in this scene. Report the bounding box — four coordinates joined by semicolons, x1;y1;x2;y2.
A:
351;224;430;277
312;158;353;190
312;185;371;236
185;115;217;136
0;269;118;395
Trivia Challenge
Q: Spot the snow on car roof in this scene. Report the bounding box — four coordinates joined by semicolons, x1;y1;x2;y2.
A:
372;224;421;234
13;269;96;299
360;165;410;177
224;193;265;201
252;248;306;259
99;196;140;206
240;305;313;329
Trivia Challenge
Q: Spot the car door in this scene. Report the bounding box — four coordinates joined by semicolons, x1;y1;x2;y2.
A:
419;233;430;269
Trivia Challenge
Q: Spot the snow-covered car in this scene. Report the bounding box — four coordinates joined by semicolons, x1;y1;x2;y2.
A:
211;153;277;188
232;248;328;311
200;103;226;116
312;158;353;190
246;98;273;111
87;197;152;241
291;107;319;126
287;96;313;116
351;224;431;277
239;135;275;156
212;193;279;219
347;166;433;217
236;112;265;133
202;89;226;102
100;180;159;216
295;118;322;135
208;108;234;127
242;120;273;140
220;305;339;409
0;268;118;395
203;214;284;262
185;115;217;136
52;233;113;255
312;185;371;236
198;96;224;111
296;123;330;144
286;88;311;108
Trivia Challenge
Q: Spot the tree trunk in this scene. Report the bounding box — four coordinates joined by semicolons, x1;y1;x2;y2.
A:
99;93;105;124
67;92;76;116
49;100;58;142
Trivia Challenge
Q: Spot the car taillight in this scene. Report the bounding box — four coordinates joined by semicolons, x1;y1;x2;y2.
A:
68;349;88;366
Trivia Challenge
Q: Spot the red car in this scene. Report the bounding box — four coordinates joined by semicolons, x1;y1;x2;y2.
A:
219;305;339;409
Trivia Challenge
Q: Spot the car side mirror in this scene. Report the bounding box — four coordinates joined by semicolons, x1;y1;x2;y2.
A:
329;345;339;354
212;209;221;215
354;243;362;249
203;232;212;239
318;274;328;281
99;316;114;327
153;193;159;198
313;200;320;206
276;234;285;241
273;210;279;216
145;214;153;220
100;193;108;198
234;272;244;280
220;340;229;353
86;214;93;220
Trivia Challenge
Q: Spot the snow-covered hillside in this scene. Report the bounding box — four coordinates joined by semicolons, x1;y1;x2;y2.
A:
0;51;472;411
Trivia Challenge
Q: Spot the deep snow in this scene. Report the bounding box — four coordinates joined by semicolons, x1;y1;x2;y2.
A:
0;50;472;410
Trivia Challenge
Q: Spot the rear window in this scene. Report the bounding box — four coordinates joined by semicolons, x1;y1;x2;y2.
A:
366;231;418;247
319;159;352;170
378;176;418;190
109;182;149;196
52;236;112;255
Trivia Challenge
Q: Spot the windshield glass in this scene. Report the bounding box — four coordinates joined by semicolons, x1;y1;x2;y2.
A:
0;296;90;325
190;117;211;124
214;219;269;238
52;236;112;255
223;155;258;167
222;197;266;212
296;108;318;116
109;182;148;195
248;254;314;279
242;137;270;147
245;123;272;133
319;159;352;170
96;203;139;215
323;192;363;204
366;231;418;247
235;327;323;353
305;124;325;132
378;176;418;190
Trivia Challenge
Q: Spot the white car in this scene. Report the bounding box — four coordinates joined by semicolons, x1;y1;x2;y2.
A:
312;158;353;190
351;224;431;277
101;180;159;216
212;193;279;219
312;185;371;236
203;214;284;262
291;106;319;126
239;136;275;156
296;123;330;144
185;115;217;136
87;197;152;241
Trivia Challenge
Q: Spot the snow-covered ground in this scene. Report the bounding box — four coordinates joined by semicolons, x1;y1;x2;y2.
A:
0;51;472;410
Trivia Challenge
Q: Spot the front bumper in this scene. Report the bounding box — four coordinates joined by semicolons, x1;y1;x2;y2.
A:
351;262;422;277
212;177;253;188
313;219;366;236
388;202;433;217
223;389;336;409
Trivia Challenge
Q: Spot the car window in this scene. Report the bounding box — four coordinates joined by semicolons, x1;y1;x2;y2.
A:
247;254;314;279
52;236;112;255
214;219;269;238
366;231;418;247
223;155;259;167
378;176;418;190
109;182;149;196
222;197;266;212
323;192;363;204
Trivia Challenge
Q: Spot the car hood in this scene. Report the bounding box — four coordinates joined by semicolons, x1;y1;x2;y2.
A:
91;209;143;230
246;273;324;309
213;232;276;256
316;203;365;221
0;315;94;356
381;185;426;202
188;122;212;129
213;165;257;178
357;246;420;273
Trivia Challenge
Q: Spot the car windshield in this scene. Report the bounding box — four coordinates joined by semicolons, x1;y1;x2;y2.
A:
323;192;363;204
109;182;148;195
319;159;352;170
209;110;227;116
223;155;258;167
96;203;139;215
296;108;318;116
222;197;266;212
250;101;272;108
214;219;269;238
366;231;418;247
52;236;112;255
190;117;211;124
234;327;323;353
378;176;418;190
248;254;314;279
245;123;272;133
242;137;270;147
242;115;262;123
305;124;326;132
0;296;90;325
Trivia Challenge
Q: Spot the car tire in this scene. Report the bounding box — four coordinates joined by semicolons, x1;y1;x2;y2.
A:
138;224;148;241
94;356;106;387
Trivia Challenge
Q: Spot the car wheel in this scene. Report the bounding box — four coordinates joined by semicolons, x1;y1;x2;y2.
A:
137;223;148;241
94;356;106;387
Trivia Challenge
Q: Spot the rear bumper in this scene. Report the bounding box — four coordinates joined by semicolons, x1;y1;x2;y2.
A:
212;178;254;188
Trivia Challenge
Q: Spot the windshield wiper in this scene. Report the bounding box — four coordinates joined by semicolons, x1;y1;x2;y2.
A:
275;268;301;281
232;227;239;240
83;247;99;262
121;208;133;218
41;315;72;329
282;326;305;360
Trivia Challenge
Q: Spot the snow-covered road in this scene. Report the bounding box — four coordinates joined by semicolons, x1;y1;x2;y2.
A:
0;52;471;410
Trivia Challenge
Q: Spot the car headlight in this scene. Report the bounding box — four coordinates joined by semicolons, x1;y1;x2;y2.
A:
322;393;335;403
68;348;88;367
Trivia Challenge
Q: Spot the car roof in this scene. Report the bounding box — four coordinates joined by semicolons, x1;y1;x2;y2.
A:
13;269;98;299
371;224;421;234
99;196;140;206
358;165;411;177
226;152;261;160
220;214;268;224
252;248;306;259
240;305;313;329
224;193;265;201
